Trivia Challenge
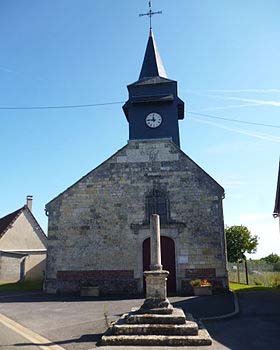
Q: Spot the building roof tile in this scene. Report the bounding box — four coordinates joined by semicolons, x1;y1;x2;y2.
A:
0;208;23;238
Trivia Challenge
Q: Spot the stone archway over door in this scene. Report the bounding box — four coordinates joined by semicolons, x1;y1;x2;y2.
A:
143;236;176;294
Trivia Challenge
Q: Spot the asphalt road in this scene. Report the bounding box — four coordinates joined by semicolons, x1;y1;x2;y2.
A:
205;290;280;350
0;322;42;350
0;290;279;350
0;293;145;350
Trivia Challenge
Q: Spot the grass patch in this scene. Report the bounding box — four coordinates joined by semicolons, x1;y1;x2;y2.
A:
230;282;279;292
0;280;43;292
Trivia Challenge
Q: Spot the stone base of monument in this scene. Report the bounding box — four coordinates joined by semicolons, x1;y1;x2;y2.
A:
99;308;212;346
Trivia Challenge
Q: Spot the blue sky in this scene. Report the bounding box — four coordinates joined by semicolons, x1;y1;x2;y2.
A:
0;0;279;258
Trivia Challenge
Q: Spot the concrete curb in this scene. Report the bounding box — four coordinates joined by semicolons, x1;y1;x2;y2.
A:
201;291;239;321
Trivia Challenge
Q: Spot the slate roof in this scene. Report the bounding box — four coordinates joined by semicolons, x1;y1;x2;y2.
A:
0;206;46;240
130;76;175;87
0;208;23;238
273;160;280;217
139;29;167;80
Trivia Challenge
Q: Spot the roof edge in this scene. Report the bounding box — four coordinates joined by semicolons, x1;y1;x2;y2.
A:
23;205;47;240
128;76;176;87
172;142;225;196
0;207;24;239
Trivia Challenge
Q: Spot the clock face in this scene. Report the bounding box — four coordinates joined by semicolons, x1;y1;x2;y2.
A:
145;113;162;128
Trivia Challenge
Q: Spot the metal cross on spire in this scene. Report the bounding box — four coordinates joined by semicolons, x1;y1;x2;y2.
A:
139;1;162;31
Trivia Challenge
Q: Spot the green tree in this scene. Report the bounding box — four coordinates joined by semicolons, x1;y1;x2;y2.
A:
225;225;259;263
261;253;280;265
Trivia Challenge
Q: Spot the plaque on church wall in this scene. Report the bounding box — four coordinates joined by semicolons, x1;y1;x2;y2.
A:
178;256;188;264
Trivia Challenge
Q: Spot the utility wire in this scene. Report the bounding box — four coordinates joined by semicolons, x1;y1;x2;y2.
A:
0;100;279;129
0;101;124;110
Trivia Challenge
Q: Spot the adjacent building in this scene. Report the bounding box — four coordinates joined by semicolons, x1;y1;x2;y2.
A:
45;30;228;295
0;196;47;282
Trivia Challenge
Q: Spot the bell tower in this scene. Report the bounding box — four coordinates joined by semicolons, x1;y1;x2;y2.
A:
123;29;185;147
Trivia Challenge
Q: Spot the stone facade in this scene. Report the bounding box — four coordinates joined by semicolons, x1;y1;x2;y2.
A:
45;139;228;295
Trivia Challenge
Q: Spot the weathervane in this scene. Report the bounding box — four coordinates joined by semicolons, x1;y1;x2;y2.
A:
139;0;162;31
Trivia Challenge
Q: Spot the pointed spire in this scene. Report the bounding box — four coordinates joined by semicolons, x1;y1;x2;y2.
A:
139;30;167;80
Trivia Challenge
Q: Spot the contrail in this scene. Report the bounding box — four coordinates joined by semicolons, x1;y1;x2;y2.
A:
0;65;47;84
197;103;261;112
187;91;280;107
215;96;280;107
188;89;280;94
189;116;280;143
0;66;14;73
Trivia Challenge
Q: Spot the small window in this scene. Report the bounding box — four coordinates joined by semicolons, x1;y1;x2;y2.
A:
146;189;170;224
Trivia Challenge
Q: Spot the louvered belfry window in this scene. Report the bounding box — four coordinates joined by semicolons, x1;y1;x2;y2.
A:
146;189;170;224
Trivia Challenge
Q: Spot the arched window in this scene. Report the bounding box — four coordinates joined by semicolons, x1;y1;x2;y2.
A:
145;189;170;224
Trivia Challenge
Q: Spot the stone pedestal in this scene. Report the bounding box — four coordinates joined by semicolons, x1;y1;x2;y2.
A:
145;270;168;300
140;270;172;312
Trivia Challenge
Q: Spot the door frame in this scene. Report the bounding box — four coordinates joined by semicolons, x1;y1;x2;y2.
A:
134;227;179;294
142;235;177;293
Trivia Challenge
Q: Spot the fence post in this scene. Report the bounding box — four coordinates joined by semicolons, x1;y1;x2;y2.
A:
237;261;240;283
244;259;249;285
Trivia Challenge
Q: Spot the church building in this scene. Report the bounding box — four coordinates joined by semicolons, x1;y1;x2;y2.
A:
45;29;228;295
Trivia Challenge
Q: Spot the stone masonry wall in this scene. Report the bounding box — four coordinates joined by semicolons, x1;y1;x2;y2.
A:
45;140;228;295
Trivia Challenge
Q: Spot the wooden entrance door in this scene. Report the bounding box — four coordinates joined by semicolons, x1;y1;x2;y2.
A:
143;236;176;294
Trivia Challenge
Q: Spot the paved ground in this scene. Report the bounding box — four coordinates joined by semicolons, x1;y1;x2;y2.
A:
0;292;234;350
204;290;280;350
0;292;144;350
0;290;279;350
0;322;42;350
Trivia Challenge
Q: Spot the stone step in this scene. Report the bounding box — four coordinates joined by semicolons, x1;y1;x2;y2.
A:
132;305;174;314
113;321;199;336
100;328;212;346
126;307;186;325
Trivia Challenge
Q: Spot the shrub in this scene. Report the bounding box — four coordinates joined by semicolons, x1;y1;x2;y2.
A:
190;279;201;287
253;278;263;286
273;261;280;272
190;279;211;287
271;275;280;288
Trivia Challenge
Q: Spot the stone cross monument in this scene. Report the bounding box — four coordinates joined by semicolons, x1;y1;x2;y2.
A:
100;213;213;345
140;214;172;313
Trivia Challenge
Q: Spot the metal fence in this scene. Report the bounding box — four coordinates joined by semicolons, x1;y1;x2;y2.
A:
228;261;280;287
